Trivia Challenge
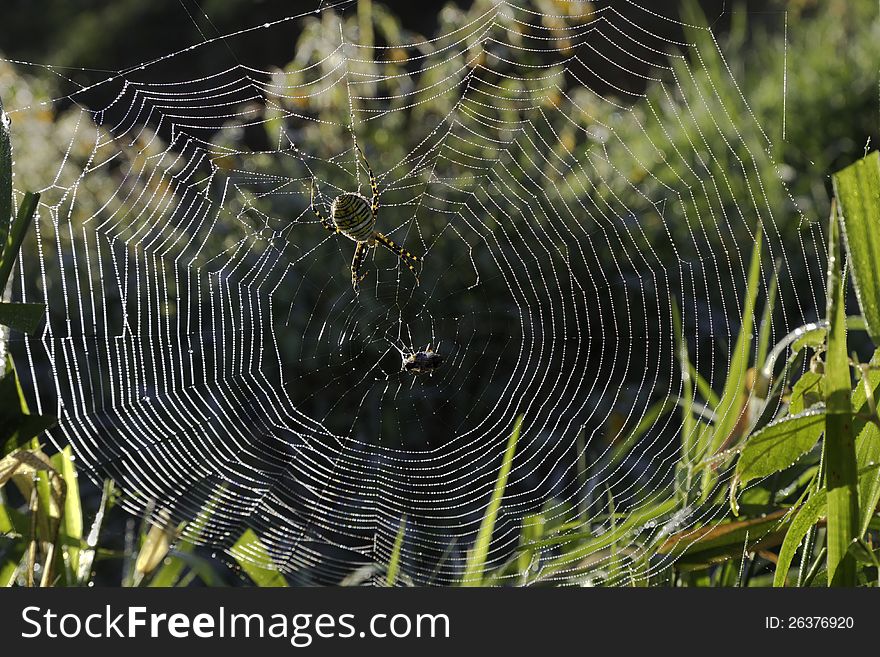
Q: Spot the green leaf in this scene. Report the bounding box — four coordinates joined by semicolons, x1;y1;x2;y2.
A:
0;302;45;334
735;409;825;487
0;365;56;456
847;539;880;567
791;328;827;355
462;414;522;586
0;191;40;293
0;96;11;259
231;528;288;587
787;318;869;357
833;151;880;343
774;491;827;587
824;200;859;586
789;371;824;415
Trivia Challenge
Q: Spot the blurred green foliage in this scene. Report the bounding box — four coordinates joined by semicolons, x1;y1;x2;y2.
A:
1;0;880;585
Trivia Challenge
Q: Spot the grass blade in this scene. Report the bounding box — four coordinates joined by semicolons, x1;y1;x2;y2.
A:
134;514;179;586
609;396;678;469
0;192;39;293
537;497;677;580
51;447;81;581
833;151;880;343
690;364;720;409
672;297;696;463
852;347;880;535
462;415;522;586
385;516;406;586
824;199;859;586
756;261;780;370
0;360;56;456
231;528;288;587
77;479;113;585
774;492;827;587
710;222;763;454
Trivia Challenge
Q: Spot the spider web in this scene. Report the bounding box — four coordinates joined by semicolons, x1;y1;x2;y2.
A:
4;0;821;585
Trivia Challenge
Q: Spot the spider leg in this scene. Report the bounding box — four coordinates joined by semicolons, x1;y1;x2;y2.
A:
351;240;370;294
351;132;380;218
373;231;421;283
309;178;338;233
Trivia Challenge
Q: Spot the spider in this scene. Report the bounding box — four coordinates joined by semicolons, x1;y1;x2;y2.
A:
402;343;445;374
308;136;421;294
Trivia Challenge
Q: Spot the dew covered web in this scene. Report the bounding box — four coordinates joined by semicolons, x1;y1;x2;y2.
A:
6;0;823;585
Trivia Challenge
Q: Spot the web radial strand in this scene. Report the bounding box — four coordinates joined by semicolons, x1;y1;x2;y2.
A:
5;0;819;585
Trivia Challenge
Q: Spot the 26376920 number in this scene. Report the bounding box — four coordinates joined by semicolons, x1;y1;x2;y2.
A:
765;616;854;629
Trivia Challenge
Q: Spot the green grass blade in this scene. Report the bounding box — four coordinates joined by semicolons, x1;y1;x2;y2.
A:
824;200;859;586
76;479;113;585
537;497;677;579
852;347;880;535
710;222;763;454
609;396;678;469
673;295;697;503
149;483;225;587
147;549;188;587
0;192;39;293
462;414;522;586
0;362;56;456
385;516;406;586
756;261;780;370
774;491;827;587
774;460;880;587
0;302;45;335
516;513;545;581
833;151;880;343
856;434;880;538
51;447;81;580
164;550;225;587
1;550;23;586
672;297;696;463
690;364;720;410
1;500;26;586
231;528;288;587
